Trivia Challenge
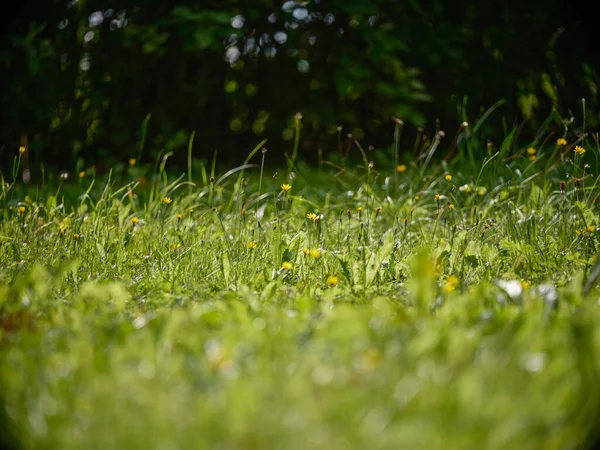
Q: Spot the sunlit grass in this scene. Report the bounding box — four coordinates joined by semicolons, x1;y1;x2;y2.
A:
2;111;600;449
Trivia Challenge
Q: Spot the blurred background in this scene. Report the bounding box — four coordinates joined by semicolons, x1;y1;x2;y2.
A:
1;0;599;173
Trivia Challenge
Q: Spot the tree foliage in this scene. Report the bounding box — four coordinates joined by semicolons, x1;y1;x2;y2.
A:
1;0;598;171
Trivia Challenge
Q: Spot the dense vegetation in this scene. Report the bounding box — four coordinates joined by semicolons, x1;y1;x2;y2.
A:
2;0;599;171
2;110;600;448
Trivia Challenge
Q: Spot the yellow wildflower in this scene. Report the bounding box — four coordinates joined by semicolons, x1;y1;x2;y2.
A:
527;147;537;155
556;138;567;146
310;249;321;259
414;195;420;201
445;174;452;181
79;171;85;178
520;280;530;290
588;225;596;233
73;233;80;240
282;261;293;270
574;145;586;155
448;203;455;210
443;283;455;293
247;241;257;249
447;275;459;286
529;155;536;161
162;197;172;205
281;184;291;191
131;216;139;224
177;213;183;220
129;158;136;166
18;146;26;154
396;164;407;173
18;206;25;214
327;275;339;287
306;212;318;221
435;194;441;201
303;248;310;255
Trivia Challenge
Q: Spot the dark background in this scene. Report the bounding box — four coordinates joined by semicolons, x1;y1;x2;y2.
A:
1;0;599;174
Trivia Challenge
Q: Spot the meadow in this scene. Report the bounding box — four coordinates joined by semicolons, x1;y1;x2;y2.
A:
2;112;600;449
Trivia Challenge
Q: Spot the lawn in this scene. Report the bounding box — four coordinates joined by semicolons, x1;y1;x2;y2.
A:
2;117;600;449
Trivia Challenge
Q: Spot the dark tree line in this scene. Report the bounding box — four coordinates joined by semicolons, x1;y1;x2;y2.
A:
1;0;599;173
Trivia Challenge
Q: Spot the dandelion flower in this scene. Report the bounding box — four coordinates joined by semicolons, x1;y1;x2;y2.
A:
447;275;459;286
574;145;586;155
443;283;455;293
303;248;310;255
556;138;567;146
588;225;596;233
131;216;139;224
162;197;172;205
527;147;537;155
445;174;452;181
282;261;293;270
18;146;25;154
73;233;80;239
247;241;257;249
414;195;420;201
327;275;339;287
520;280;530;290
306;212;318;221
18;206;25;214
435;194;441;201
529;155;536;161
281;184;292;191
310;249;321;259
396;164;407;173
177;213;183;220
448;203;455;210
79;171;85;178
129;158;136;166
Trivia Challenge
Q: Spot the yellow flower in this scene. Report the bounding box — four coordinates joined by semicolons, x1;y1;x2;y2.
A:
588;225;596;233
73;233;80;239
129;158;136;166
18;206;25;214
396;164;407;173
556;138;567;146
574;145;586;155
447;275;459;286
310;249;321;259
520;280;530;290
448;203;455;210
18;146;26;154
414;195;420;201
306;212;318;221
282;261;293;270
443;283;455;293
172;243;181;251
177;213;183;220
131;216;139;224
303;248;310;255
435;194;441;201
527;147;537;155
529;155;536;161
327;275;339;287
281;184;291;191
79;171;85;178
162;197;172;205
247;241;257;249
445;174;452;181
576;229;584;236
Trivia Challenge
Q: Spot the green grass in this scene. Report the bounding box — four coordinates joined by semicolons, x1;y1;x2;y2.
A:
2;112;600;449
